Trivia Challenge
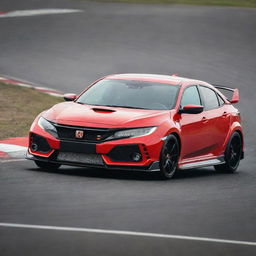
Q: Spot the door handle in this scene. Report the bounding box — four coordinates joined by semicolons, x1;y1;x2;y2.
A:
202;117;208;123
222;111;228;117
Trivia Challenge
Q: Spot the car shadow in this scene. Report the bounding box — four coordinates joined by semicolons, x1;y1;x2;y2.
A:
27;165;236;181
174;168;236;180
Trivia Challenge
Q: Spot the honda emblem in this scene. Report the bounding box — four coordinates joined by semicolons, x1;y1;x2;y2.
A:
75;130;84;139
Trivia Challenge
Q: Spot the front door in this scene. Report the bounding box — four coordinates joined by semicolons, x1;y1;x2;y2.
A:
178;85;212;161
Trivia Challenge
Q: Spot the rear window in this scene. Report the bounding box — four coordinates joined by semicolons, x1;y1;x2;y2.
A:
200;86;219;110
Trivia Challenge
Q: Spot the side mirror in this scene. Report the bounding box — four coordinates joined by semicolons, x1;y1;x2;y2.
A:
179;104;204;114
230;88;239;104
64;93;77;101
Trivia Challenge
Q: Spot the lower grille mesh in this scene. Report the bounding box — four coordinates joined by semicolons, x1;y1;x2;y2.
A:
57;152;104;165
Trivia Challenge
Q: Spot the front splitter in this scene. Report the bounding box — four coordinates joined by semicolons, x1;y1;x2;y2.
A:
26;152;160;172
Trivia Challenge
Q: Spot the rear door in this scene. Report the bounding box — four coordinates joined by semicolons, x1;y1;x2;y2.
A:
198;85;230;156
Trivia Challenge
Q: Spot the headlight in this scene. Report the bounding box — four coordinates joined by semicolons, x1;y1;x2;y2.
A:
38;117;57;137
108;127;157;140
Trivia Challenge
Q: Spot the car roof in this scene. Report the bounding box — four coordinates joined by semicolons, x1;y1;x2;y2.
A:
100;74;228;104
105;73;211;87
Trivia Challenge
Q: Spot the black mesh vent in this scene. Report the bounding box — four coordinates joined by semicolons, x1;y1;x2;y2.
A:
107;145;141;162
31;133;51;153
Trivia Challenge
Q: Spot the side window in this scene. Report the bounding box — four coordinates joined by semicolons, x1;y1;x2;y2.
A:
180;86;201;108
200;86;219;110
217;94;225;106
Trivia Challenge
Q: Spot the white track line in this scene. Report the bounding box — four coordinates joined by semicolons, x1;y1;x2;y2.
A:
0;159;26;163
0;223;255;246
0;9;83;18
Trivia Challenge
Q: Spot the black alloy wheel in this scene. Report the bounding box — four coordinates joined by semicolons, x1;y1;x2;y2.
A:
34;160;61;170
214;132;242;173
159;134;180;179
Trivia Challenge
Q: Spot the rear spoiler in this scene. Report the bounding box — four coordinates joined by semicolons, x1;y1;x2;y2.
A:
213;84;239;104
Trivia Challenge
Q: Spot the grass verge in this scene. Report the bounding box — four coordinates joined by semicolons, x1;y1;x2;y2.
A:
84;0;256;8
0;82;63;140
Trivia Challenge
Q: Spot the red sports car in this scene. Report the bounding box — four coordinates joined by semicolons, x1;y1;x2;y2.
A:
26;74;244;179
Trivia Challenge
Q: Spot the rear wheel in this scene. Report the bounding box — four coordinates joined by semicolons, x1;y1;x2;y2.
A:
214;132;242;173
34;160;61;170
159;134;180;179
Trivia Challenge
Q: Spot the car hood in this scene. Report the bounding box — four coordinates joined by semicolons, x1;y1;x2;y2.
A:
43;102;170;128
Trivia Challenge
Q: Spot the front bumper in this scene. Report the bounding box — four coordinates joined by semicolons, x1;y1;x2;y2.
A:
26;151;160;172
27;129;163;171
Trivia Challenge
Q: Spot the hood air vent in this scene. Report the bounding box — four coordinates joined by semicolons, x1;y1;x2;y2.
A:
92;107;116;113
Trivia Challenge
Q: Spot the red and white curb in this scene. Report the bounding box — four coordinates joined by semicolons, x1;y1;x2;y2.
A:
0;9;83;18
0;137;28;160
0;75;64;97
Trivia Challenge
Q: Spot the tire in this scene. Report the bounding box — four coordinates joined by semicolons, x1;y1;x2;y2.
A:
159;134;180;179
214;132;242;173
34;160;61;170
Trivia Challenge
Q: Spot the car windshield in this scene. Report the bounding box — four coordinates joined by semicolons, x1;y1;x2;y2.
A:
76;79;179;110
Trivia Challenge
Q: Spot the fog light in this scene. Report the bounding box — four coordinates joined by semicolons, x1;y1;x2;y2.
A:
132;152;142;162
31;143;38;151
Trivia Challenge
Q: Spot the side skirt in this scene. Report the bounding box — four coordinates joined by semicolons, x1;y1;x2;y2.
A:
179;156;225;170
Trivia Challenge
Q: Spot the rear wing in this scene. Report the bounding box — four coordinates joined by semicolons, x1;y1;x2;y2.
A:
213;84;239;104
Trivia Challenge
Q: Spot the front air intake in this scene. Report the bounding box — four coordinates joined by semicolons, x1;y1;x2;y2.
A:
92;108;116;113
30;133;51;153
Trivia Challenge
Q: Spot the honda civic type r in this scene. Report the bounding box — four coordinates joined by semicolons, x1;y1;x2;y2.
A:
26;74;244;179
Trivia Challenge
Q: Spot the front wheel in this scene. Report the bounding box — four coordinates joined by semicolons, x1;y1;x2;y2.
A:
159;134;180;179
34;160;61;171
214;132;242;173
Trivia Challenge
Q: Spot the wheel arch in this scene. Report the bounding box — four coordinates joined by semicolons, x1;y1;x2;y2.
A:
235;129;243;144
159;131;181;179
165;132;182;161
165;127;181;149
233;129;244;159
223;122;244;159
170;132;181;151
223;121;243;148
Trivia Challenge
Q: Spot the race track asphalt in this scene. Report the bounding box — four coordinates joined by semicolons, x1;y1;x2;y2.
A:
0;0;255;255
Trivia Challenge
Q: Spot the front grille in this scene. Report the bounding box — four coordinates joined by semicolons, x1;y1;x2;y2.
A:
55;124;113;143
